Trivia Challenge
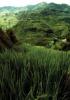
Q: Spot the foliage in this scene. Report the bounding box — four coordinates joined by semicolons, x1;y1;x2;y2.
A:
0;2;70;100
12;2;70;50
0;44;70;99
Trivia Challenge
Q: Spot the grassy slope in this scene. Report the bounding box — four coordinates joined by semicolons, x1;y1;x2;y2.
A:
0;44;70;99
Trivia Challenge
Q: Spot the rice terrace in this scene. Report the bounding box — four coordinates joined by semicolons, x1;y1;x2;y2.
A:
0;0;70;100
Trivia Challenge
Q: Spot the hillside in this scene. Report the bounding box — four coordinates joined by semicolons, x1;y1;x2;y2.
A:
0;2;70;50
12;2;70;50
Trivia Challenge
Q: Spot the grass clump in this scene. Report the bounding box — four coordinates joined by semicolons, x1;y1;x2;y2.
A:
0;44;70;100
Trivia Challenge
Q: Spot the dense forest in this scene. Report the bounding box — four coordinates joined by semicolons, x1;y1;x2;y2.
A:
0;2;70;100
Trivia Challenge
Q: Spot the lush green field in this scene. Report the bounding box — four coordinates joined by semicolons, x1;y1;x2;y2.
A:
0;44;70;100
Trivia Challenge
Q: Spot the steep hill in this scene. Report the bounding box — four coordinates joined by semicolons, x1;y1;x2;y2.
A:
0;2;70;50
12;3;70;48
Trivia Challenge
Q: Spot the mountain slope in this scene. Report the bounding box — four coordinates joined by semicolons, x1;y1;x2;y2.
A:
12;2;70;49
0;2;70;49
14;2;70;36
0;2;70;13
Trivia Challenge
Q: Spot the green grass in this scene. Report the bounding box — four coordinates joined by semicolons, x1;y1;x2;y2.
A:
0;44;70;99
0;13;18;29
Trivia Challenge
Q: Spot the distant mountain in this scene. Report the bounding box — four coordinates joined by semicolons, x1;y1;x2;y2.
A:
22;2;70;13
16;2;70;24
15;2;70;22
0;6;26;13
0;2;70;13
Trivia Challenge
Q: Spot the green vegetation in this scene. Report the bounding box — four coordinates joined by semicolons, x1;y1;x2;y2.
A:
0;2;70;100
0;3;70;50
0;13;18;29
12;3;70;50
0;44;70;100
